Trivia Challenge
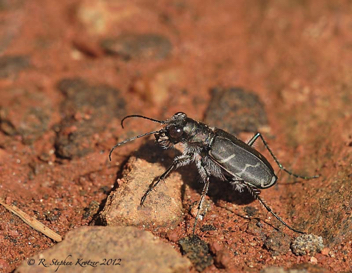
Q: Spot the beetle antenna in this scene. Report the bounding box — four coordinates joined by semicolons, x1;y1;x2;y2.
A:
109;130;161;161
109;115;167;161
121;115;166;129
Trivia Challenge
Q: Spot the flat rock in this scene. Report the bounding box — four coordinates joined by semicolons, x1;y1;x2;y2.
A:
15;226;191;273
100;157;184;228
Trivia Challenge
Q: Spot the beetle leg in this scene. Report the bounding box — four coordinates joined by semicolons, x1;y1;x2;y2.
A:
192;161;211;235
247;132;260;146
192;177;210;235
140;154;193;206
247;132;318;180
230;179;247;192
245;183;305;234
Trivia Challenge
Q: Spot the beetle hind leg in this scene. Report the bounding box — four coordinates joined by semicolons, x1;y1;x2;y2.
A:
245;183;305;234
247;132;318;180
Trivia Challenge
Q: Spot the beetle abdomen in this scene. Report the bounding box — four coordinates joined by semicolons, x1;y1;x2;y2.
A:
209;136;277;189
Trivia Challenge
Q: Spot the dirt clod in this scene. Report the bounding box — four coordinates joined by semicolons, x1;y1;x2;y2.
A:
55;78;126;158
264;231;291;256
204;87;268;135
179;235;213;272
0;55;30;78
101;33;172;61
0;90;52;144
200;224;216;232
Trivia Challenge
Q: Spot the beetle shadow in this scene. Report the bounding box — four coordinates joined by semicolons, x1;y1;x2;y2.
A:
133;140;256;206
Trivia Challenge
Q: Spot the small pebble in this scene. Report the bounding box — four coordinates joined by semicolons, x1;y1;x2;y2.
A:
310;256;318;264
291;234;324;256
321;247;330;256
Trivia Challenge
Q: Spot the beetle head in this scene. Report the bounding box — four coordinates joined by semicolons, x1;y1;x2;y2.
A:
155;112;188;148
109;112;188;160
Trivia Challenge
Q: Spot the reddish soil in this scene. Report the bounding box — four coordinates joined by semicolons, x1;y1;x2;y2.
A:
0;0;351;272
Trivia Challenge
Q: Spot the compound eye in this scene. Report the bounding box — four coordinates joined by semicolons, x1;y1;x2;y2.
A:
169;125;183;140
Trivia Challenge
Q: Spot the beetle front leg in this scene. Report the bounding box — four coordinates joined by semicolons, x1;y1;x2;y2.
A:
140;154;193;206
247;132;318;180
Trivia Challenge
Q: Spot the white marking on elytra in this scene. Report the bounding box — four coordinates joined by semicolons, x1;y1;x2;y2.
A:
219;154;236;163
260;178;267;188
235;162;261;177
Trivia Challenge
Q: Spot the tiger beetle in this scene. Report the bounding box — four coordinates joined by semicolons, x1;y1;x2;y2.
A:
109;112;318;234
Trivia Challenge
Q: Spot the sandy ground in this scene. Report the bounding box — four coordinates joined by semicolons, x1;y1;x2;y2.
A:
0;0;351;272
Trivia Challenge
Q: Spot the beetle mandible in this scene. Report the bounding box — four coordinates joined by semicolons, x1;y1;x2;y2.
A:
109;112;318;234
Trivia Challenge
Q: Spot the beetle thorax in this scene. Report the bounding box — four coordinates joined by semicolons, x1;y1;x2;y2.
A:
183;120;214;145
155;116;215;150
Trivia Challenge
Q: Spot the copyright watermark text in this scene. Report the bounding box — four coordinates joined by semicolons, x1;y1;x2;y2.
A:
27;255;121;272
